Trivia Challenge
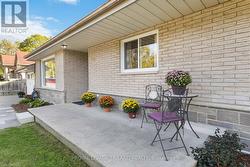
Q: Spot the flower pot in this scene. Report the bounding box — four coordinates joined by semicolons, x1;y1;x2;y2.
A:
128;112;137;119
103;107;111;112
85;103;92;107
172;86;186;95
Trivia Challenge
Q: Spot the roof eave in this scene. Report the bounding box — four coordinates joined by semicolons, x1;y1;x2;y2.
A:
25;0;127;60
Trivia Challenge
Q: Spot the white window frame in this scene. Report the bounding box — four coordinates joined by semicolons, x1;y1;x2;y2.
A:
41;55;56;89
120;30;159;74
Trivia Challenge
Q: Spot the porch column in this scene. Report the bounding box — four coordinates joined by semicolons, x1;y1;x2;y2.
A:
4;67;9;80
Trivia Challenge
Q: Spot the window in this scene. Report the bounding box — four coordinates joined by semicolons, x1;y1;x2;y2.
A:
121;30;158;73
42;58;56;89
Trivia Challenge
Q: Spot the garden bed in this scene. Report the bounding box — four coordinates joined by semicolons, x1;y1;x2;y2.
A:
240;154;250;166
11;104;29;113
11;98;52;113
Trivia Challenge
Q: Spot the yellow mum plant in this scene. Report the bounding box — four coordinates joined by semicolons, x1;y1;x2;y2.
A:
81;92;96;103
121;98;140;113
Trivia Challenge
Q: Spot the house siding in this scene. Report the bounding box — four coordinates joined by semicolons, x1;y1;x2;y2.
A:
88;0;250;138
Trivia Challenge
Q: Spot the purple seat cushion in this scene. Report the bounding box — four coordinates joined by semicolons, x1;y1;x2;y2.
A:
141;102;161;109
148;112;183;123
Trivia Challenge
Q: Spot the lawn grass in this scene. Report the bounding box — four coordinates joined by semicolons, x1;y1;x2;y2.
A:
0;123;89;167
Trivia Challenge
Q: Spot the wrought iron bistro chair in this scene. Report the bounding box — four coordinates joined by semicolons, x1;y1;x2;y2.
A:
163;88;189;133
148;89;189;161
140;84;163;128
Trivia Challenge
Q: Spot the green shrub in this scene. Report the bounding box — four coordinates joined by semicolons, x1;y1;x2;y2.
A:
29;99;50;108
19;98;50;108
19;98;33;105
191;129;247;167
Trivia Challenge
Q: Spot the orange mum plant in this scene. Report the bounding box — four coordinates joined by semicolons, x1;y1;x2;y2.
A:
99;96;114;108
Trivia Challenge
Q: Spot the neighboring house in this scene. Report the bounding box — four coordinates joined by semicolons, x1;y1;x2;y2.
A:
26;0;250;139
0;54;16;80
15;64;35;80
0;51;34;80
15;51;35;79
15;64;35;94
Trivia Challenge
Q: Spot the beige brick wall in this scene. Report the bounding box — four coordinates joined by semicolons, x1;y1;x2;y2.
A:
64;50;88;102
35;49;88;103
55;52;64;91
88;0;250;112
38;88;65;104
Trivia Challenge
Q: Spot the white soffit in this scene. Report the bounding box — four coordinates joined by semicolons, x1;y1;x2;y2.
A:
29;0;228;60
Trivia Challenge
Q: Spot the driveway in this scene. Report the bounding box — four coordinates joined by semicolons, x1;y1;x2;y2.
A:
0;96;20;129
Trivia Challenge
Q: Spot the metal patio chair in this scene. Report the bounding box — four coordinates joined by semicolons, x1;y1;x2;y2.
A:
148;89;189;161
163;88;189;133
140;84;162;128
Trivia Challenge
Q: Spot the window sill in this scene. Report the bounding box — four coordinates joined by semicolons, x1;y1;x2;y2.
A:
120;69;159;75
38;87;62;92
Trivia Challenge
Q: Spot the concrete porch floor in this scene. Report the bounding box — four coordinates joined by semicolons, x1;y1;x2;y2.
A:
30;104;209;167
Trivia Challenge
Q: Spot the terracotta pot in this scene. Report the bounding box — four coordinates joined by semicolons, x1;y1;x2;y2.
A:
128;112;137;119
172;85;187;95
85;103;92;107
103;107;111;112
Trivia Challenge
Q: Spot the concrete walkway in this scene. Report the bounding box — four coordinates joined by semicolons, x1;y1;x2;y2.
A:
30;104;208;167
0;96;20;129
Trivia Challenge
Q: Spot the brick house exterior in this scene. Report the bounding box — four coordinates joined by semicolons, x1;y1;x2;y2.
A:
34;50;88;104
27;0;250;139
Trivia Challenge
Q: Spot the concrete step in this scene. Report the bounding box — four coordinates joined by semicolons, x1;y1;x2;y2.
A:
0;119;20;129
16;112;34;124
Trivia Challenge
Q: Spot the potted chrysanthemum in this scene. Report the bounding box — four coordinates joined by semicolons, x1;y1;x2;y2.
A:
121;98;140;119
99;96;114;112
81;92;96;107
166;70;192;95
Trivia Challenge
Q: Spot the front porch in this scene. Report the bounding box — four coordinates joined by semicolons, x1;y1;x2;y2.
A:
30;103;209;167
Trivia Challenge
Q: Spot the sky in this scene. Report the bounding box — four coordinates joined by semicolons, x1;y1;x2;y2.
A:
0;0;106;42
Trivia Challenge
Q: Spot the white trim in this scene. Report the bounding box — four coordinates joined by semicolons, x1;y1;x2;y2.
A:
42;55;55;61
120;30;159;74
41;55;56;89
27;0;136;60
119;69;159;75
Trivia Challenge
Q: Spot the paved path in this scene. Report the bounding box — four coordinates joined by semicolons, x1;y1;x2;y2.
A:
0;96;20;129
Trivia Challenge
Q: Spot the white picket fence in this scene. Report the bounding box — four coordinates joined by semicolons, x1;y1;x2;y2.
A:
0;80;27;96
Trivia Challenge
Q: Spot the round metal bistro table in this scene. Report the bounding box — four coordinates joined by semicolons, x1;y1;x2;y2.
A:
162;93;200;138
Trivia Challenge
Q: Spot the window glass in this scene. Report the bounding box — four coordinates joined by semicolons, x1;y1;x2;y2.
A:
139;34;157;68
122;32;158;71
124;40;138;69
44;59;56;88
